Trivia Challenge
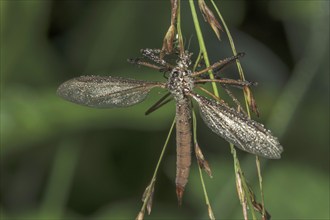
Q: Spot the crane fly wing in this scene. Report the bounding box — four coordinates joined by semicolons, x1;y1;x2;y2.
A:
57;76;165;108
190;93;283;159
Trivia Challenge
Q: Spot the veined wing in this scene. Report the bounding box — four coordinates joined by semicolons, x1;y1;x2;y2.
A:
190;93;283;159
57;76;165;108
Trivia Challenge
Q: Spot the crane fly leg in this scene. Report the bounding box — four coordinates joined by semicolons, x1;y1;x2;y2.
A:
145;92;172;115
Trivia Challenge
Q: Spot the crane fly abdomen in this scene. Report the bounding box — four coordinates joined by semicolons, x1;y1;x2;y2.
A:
166;61;194;204
175;98;192;205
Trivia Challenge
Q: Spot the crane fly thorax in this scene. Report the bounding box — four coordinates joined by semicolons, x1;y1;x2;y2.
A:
167;67;194;102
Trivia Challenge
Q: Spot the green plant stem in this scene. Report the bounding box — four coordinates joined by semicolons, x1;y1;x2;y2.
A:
192;110;214;220
139;118;176;214
151;118;175;185
189;0;219;98
210;0;250;118
176;0;184;53
231;143;257;220
210;1;263;219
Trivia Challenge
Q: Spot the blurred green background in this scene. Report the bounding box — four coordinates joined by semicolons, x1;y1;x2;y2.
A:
1;0;329;219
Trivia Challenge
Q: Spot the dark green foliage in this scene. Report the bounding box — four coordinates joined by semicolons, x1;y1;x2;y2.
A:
1;1;329;219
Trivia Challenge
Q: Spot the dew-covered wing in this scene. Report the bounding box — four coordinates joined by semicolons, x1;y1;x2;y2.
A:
57;76;165;108
191;93;283;159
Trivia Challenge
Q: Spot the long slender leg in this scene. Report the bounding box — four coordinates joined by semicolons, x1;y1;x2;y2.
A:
145;92;172;115
196;78;258;116
196;79;250;115
192;53;245;77
221;84;247;116
127;58;164;71
199;56;241;79
195;86;223;104
195;78;257;88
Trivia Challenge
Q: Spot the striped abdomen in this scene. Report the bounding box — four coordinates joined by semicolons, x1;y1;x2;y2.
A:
175;98;192;204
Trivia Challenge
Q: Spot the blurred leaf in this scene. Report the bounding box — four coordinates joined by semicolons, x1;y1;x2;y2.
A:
1;1;328;220
269;1;328;22
263;163;329;219
1;70;174;153
39;140;80;219
64;1;143;72
188;158;329;219
210;0;246;27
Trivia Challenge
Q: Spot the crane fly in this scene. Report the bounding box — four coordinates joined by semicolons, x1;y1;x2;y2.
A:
57;49;283;204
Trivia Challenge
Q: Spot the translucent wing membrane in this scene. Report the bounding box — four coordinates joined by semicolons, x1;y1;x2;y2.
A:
57;76;165;108
190;93;283;159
